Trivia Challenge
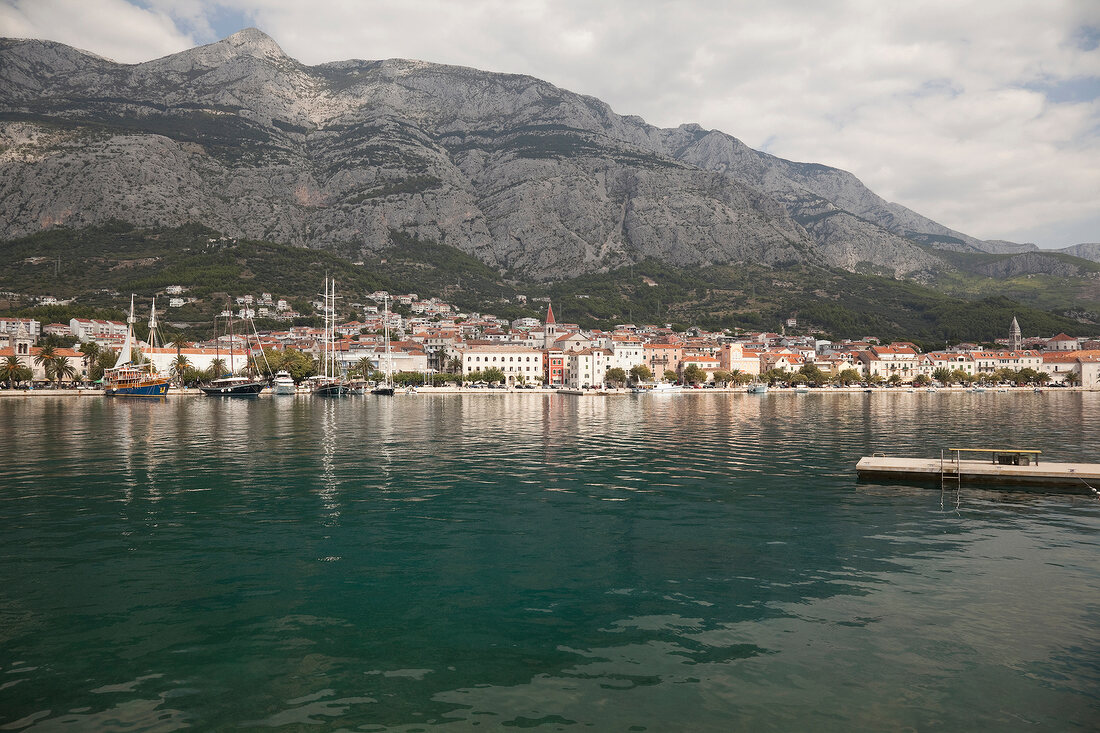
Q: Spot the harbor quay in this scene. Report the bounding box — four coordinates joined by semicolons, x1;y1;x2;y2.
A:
1;385;1094;398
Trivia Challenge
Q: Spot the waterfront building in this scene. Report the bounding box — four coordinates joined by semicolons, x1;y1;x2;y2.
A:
144;346;249;376
460;344;544;385
544;348;565;386
565;348;611;388
608;338;645;374
971;350;1043;374
916;351;976;379
0;322;84;382
718;343;761;375
859;345;919;381
1042;350;1100;386
644;343;683;379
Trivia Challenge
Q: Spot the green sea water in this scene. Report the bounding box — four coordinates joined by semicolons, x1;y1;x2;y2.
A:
1;392;1098;731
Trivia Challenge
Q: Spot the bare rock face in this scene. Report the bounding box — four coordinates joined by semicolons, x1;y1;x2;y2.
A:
1056;243;1100;264
0;29;1011;280
973;252;1088;279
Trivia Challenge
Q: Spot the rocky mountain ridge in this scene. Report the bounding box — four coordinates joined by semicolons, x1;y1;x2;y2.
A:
0;29;1049;281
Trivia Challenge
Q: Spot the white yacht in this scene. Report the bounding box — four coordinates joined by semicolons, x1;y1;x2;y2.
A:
273;370;295;395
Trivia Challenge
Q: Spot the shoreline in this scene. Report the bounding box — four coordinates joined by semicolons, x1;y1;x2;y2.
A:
1;385;1094;398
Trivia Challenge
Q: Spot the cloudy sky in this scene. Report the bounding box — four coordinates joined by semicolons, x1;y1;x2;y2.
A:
2;0;1098;247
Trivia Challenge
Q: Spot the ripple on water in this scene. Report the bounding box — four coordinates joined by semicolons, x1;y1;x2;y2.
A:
1;393;1098;730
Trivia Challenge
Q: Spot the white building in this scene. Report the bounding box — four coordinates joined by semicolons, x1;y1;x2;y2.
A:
565;348;612;388
609;340;645;373
0;317;42;340
460;345;544;384
69;317;126;344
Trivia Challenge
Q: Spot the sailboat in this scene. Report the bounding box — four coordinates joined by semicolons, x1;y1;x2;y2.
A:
312;276;349;397
200;303;265;396
103;295;171;397
371;294;395;396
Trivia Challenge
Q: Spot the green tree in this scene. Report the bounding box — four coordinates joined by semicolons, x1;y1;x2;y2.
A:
789;372;808;386
1016;367;1040;385
799;363;826;385
1064;371;1080;386
91;350;118;381
869;374;885;385
605;367;627;386
207;358;227;380
79;341;100;370
629;364;652;384
277;349;317;382
482;367;506;384
887;373;902;386
712;369;731;385
931;367;952;385
836;368;862;386
32;344;56;382
1036;371;1051;385
762;368;790;386
663;370;678;383
50;355;78;385
1;355;23;388
170;355;191;384
352;357;375;379
445;355;463;374
950;369;969;384
730;370;753;386
682;364;707;385
912;374;931;387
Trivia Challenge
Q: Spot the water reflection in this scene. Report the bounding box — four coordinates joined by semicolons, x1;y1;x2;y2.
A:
0;393;1098;731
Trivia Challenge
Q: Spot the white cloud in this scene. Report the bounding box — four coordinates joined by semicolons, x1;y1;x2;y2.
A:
2;0;1097;246
0;0;194;62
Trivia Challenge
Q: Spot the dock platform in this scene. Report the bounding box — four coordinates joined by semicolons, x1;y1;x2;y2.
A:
856;448;1100;491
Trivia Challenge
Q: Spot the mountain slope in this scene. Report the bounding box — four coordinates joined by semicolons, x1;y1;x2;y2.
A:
0;29;1029;281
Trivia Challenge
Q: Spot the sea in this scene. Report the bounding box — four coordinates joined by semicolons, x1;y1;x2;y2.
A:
1;391;1098;731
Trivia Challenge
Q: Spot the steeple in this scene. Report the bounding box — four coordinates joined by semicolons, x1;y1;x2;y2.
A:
1009;315;1022;351
543;302;557;349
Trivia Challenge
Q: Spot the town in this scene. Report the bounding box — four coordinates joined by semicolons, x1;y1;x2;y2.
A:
1;286;1098;390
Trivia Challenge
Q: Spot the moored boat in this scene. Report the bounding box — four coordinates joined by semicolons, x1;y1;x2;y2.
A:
103;295;170;398
273;370;296;394
747;384;768;394
312;277;350;397
200;375;265;396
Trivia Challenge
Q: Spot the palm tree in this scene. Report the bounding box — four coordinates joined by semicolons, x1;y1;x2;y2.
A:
352;357;374;379
1;355;22;388
79;342;100;373
170;355;191;384
207;358;227;381
50;355;77;386
32;345;56;383
92;350;118;382
1065;371;1081;387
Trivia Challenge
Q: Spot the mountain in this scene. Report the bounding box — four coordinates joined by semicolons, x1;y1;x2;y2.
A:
1056;243;1100;264
0;29;1042;281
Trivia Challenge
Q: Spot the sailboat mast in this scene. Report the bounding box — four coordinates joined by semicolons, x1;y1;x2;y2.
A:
227;299;235;375
384;295;391;386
